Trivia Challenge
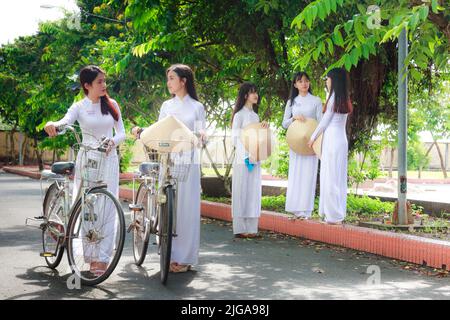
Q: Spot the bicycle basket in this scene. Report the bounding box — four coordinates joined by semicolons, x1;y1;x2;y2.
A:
168;151;192;182
79;149;107;185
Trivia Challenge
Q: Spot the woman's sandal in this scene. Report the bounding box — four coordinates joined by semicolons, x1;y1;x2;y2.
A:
169;262;191;273
90;262;107;276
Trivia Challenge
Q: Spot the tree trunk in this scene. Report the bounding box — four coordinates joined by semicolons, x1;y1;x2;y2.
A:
434;140;448;178
389;147;395;178
20;136;28;165
9;126;16;164
33;137;44;171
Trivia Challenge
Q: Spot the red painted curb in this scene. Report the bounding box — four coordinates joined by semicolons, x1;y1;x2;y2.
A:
4;167;449;269
200;200;450;270
3;167;41;179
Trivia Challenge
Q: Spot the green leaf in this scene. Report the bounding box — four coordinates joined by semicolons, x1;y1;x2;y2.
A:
354;18;365;43
408;12;420;31
350;48;360;66
330;0;337;13
311;5;318;23
428;41;435;54
361;44;369;59
431;0;438;14
318;41;325;55
419;6;429;21
410;68;421;81
324;0;331;15
356;4;366;15
305;10;313;29
333;26;345;46
344;20;353;35
326;38;334;55
317;3;326;21
344;54;352;71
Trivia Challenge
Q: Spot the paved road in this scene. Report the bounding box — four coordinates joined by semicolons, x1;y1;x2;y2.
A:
0;171;449;300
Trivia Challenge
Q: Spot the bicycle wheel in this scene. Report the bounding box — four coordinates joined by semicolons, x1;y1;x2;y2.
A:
159;185;173;285
66;188;125;286
42;182;65;269
132;183;153;266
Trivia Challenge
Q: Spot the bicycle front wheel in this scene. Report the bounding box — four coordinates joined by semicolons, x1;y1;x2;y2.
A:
159;185;173;285
66;188;125;286
42;182;65;269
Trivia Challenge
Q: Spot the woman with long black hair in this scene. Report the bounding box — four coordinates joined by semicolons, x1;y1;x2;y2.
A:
308;68;352;224
231;82;268;238
282;72;322;219
44;65;126;274
132;64;206;273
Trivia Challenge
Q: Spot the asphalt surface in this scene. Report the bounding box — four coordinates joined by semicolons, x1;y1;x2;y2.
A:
0;171;449;300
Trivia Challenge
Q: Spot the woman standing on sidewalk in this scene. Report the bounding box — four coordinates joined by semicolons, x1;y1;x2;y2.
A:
308;68;352;224
231;82;268;238
133;64;206;273
282;72;322;219
44;65;126;275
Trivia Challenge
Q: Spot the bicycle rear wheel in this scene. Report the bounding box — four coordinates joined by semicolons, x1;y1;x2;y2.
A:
66;188;125;286
132;183;153;266
42;182;65;269
159;185;173;285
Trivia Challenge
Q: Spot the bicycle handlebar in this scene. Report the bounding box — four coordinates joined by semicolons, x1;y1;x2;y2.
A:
56;124;110;153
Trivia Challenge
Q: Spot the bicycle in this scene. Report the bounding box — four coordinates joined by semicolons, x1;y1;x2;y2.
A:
128;139;195;285
26;124;126;286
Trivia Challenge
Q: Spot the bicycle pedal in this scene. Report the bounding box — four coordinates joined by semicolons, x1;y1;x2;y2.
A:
127;222;137;233
129;204;144;212
40;252;55;258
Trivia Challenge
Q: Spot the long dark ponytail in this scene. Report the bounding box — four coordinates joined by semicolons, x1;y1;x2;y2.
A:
166;64;199;101
288;71;312;107
324;67;352;114
231;82;259;126
79;65;119;121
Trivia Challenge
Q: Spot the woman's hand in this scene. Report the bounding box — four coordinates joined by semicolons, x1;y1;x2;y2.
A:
105;139;115;156
197;130;207;147
293;114;306;122
131;126;142;139
44;122;57;137
307;140;314;149
261;121;269;129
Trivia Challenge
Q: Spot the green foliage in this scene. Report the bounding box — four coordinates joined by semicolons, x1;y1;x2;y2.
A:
407;140;430;170
291;0;449;74
205;194;395;220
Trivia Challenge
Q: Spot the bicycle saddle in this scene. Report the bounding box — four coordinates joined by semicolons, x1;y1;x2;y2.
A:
139;162;159;175
51;161;75;175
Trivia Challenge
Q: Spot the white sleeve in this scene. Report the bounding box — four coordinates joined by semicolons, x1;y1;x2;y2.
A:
195;103;206;133
315;98;323;122
310;95;334;142
111;101;126;146
231;112;243;148
158;102;168;121
282;100;293;129
53;103;78;127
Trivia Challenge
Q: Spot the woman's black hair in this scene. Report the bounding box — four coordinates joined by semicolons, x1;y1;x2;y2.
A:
79;65;119;121
231;82;260;126
166;64;199;101
288;71;312;107
324;67;352;114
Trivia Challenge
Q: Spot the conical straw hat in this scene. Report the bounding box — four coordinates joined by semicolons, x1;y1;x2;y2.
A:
240;123;274;162
286;118;319;156
140;115;198;153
